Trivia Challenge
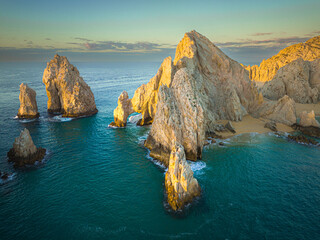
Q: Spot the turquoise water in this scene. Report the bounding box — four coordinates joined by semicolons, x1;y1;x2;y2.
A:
0;62;320;239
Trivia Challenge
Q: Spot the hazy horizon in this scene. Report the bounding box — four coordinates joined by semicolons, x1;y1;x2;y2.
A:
1;0;319;65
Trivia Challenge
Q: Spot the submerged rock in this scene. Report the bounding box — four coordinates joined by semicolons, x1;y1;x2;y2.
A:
288;134;318;145
165;143;201;211
264;121;277;132
245;35;320;83
261;58;320;103
292;123;320;138
42;54;98;117
7;128;46;167
17;83;39;118
299;110;320;127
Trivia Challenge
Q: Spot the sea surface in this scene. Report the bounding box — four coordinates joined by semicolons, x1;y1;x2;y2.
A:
0;61;320;240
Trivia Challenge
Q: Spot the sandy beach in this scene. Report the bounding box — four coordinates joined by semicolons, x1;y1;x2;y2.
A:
216;115;293;139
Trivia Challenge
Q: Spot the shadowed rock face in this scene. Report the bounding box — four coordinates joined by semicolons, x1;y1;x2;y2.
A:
7;128;46;167
165;143;201;211
17;83;39;118
145;31;264;163
110;57;174;127
245;35;320;82
261;58;320;103
42;54;98;117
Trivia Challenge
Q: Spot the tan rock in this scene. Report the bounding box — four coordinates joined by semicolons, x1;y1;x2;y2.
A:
256;95;297;126
111;91;133;127
42;54;97;117
145;31;263;164
165;142;201;211
17;83;39;118
7;128;46;167
299;110;320;127
261;58;319;103
111;57;174;127
245;35;320;82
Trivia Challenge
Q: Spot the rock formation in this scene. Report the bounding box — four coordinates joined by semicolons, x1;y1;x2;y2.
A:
264;121;277;131
144;31;265;164
165;142;201;211
255;95;297;126
245;35;320;82
299;110;320;127
110;57;174;127
17;83;39;118
288;134;319;146
7;128;46;167
42;54;98;117
261;58;320;103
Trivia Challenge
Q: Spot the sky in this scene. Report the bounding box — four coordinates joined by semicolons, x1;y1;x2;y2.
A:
0;0;319;65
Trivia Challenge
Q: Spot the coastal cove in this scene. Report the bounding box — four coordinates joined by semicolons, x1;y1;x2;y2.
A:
1;61;320;239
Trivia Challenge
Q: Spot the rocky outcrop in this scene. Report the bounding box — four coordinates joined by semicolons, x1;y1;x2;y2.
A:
264;121;277;131
7;128;46;167
165;143;201;211
42;54;98;117
299;110;320;127
261;58;320;103
145;31;264;164
17;83;39;118
255;95;297;126
110;57;174;127
225;121;236;133
245;35;320;82
288;134;318;146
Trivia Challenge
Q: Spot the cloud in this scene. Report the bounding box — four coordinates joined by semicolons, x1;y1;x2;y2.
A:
45;38;51;41
67;40;175;53
74;37;93;42
250;32;273;36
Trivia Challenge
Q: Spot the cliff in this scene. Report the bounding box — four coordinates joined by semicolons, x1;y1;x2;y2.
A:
43;54;98;117
261;58;320;103
245;35;320;82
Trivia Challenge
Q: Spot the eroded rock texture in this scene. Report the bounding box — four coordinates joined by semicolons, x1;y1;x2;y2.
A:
17;83;39;118
165;143;201;211
43;54;97;117
7;129;46;167
261;58;320;103
111;57;174;127
299;110;320;127
145;31;263;164
245;35;320;82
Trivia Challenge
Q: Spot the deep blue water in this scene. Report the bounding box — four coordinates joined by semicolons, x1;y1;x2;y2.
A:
0;62;320;240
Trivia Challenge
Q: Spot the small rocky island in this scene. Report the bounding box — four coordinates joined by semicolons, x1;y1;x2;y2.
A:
42;54;98;117
7;128;46;167
17;83;39;118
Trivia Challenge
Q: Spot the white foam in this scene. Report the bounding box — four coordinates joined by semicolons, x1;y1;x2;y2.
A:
0;172;16;184
146;150;167;170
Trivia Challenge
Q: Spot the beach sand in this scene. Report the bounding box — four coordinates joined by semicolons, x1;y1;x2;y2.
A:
216;115;293;139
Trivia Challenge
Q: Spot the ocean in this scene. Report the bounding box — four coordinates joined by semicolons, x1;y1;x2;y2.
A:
0;61;320;239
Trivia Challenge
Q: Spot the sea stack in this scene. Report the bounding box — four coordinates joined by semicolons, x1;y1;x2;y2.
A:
110;57;174;127
7;128;46;167
42;54;98;117
165;143;201;211
17;83;39;118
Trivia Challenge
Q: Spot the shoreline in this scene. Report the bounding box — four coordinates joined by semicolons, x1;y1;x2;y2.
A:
216;115;293;139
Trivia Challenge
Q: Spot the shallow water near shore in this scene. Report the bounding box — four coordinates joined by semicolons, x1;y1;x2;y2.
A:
0;62;320;239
